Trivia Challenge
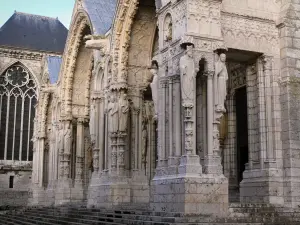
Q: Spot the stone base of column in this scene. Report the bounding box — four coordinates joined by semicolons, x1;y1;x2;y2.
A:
153;159;168;178
150;174;228;216
54;179;73;205
203;154;223;175
131;172;150;208
87;175;131;209
29;185;54;207
240;166;284;206
178;154;202;176
71;180;86;203
166;157;181;175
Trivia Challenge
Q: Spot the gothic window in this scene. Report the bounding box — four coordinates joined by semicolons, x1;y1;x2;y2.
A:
0;64;37;161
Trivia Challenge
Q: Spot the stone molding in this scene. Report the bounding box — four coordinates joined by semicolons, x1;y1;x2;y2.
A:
111;0;139;88
0;48;44;61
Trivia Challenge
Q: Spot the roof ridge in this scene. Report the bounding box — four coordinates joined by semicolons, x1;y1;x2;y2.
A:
14;11;59;21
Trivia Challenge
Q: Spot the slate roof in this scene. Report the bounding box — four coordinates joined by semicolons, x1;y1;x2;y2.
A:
47;56;62;84
83;0;117;35
0;12;68;53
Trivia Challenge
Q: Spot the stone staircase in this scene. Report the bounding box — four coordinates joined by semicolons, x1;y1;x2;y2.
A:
0;203;300;225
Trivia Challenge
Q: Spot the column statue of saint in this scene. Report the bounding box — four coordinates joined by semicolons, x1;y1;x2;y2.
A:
107;94;119;134
179;44;197;110
179;42;198;155
149;61;159;119
118;90;129;134
214;53;228;114
64;121;72;154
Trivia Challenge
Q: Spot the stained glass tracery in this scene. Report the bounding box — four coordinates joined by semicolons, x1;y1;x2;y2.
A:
0;64;37;161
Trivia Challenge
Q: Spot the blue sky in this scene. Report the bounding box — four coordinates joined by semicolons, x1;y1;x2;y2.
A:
0;0;75;28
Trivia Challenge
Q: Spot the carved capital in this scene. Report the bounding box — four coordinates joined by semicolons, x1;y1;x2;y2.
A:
160;79;169;88
261;55;273;71
204;70;214;79
132;107;140;115
77;117;86;124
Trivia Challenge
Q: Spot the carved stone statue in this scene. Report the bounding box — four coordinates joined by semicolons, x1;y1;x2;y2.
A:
108;94;119;134
149;61;159;118
179;44;197;107
58;123;64;154
214;53;228;113
166;21;172;42
141;120;148;165
118;91;129;133
64;121;72;154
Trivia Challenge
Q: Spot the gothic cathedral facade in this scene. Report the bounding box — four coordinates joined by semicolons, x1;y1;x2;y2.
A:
31;0;300;216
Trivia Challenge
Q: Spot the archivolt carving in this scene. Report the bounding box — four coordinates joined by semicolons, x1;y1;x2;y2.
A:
111;0;139;89
59;11;91;118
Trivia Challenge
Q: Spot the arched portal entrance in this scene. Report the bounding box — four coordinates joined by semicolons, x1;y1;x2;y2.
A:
87;0;159;208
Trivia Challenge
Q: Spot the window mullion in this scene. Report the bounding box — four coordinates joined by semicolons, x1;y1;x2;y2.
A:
19;95;25;161
12;95;18;160
26;98;32;161
4;95;10;160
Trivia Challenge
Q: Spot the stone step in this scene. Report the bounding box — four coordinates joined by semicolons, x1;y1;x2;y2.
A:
0;215;16;225
24;207;300;224
0;214;37;225
8;213;124;225
24;210;177;224
22;211;165;225
173;223;264;225
29;208;292;222
22;209;295;224
6;214;66;225
53;206;189;218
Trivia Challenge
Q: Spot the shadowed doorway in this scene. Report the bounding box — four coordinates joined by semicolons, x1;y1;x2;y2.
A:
235;86;249;184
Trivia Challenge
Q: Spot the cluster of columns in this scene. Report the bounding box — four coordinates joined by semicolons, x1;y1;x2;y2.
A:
154;46;225;177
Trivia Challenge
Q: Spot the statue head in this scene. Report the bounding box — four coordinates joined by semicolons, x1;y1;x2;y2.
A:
149;60;158;76
220;53;226;63
186;44;194;58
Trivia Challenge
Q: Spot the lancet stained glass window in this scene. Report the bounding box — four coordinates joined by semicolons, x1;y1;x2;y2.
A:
0;64;37;161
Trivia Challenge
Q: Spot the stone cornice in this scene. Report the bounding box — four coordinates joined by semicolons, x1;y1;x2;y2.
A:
0;47;44;61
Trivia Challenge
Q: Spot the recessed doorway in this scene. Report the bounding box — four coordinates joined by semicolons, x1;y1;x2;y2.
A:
235;86;249;184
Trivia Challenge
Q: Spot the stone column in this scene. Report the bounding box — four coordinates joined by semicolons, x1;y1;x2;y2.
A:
38;137;45;188
132;107;140;170
203;70;222;175
117;90;129;176
63;120;72;179
75;118;85;185
117;134;126;176
158;79;168;168
178;43;202;176
174;76;182;158
92;98;100;173
53;123;59;181
262;56;275;163
168;79;173;159
98;97;105;172
110;134;118;174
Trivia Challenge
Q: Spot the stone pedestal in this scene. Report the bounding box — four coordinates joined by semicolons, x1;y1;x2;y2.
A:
150;174;228;216
178;155;202;175
240;166;284;205
55;179;73;205
29;185;48;206
204;154;223;175
87;175;131;208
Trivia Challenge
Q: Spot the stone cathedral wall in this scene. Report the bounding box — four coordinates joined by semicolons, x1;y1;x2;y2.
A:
0;48;44;207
